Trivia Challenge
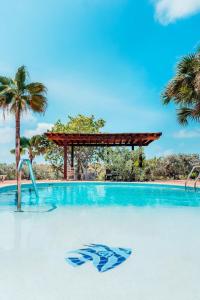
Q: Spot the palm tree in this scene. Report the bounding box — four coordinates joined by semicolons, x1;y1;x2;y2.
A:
10;135;47;164
10;136;29;156
162;47;200;125
0;66;47;210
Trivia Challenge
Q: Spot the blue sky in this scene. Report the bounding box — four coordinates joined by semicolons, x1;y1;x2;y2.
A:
1;0;200;162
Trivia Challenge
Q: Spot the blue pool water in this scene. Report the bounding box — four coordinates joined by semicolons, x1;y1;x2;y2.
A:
0;182;200;208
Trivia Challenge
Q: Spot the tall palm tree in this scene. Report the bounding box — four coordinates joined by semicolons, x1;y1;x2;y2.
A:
0;66;47;210
162;48;200;125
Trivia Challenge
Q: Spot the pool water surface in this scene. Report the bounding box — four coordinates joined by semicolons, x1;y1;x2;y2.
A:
0;182;200;209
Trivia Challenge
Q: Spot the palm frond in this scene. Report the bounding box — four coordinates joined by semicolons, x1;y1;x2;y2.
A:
0;93;14;111
0;86;14;96
15;65;27;91
191;102;200;121
20;136;30;147
177;104;200;125
177;107;193;125
10;147;26;155
194;72;200;95
0;76;13;86
30;135;40;145
162;92;171;105
26;82;47;94
29;94;47;113
176;86;196;104
0;85;9;92
177;54;197;75
162;78;183;104
10;149;15;155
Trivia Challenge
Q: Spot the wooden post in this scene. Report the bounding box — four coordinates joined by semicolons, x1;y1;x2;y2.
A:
139;146;143;168
64;145;68;180
131;145;135;181
70;146;75;180
71;146;74;168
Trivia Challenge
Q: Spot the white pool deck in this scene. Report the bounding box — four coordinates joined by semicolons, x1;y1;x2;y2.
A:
1;182;200;300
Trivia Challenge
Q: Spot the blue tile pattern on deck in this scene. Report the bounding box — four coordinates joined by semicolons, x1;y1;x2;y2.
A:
65;244;132;272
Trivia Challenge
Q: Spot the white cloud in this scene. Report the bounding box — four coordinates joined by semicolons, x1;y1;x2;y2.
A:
174;129;200;138
24;123;53;138
153;0;200;24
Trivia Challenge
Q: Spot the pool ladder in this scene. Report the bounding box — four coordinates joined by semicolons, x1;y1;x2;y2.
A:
18;158;39;197
185;165;200;190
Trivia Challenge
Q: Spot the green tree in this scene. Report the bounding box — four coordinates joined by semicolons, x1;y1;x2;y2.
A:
162;47;200;125
42;115;105;178
98;147;145;181
0;66;47;209
153;154;200;180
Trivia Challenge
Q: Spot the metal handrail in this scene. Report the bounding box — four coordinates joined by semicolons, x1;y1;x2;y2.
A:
185;165;200;190
194;172;200;190
18;158;39;197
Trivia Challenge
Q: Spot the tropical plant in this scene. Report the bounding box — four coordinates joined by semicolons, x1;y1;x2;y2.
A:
10;135;47;164
162;47;200;125
10;136;28;156
0;66;47;209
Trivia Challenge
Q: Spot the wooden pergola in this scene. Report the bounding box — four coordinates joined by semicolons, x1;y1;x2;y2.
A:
45;132;162;180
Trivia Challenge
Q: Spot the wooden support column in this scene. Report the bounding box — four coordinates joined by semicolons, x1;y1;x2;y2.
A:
131;145;135;181
64;145;68;180
139;146;143;168
71;146;74;168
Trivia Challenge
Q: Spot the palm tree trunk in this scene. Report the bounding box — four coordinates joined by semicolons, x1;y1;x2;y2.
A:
16;104;21;211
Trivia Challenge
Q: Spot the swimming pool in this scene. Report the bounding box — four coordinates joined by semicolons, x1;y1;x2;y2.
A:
0;182;200;209
1;182;200;300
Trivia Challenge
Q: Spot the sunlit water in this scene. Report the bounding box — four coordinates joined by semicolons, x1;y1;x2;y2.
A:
0;183;200;300
1;182;200;208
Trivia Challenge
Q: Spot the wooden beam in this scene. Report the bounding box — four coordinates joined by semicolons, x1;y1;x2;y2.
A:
45;132;162;147
60;144;139;147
